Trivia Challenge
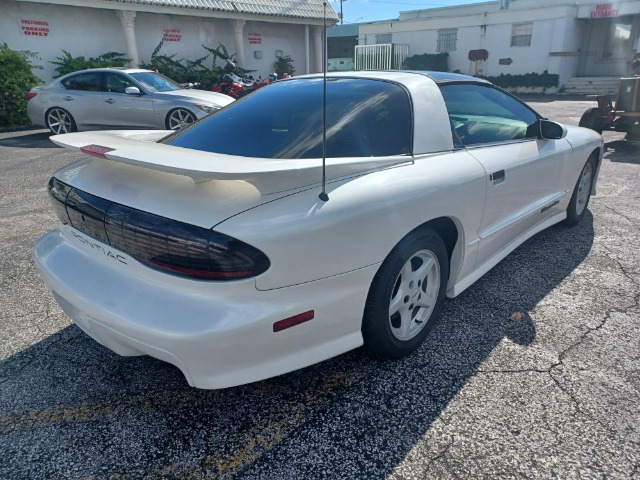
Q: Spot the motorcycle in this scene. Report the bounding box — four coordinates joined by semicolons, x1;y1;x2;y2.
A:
212;73;277;99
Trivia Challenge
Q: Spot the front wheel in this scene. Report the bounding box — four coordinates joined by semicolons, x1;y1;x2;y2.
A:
362;229;449;359
564;155;597;226
165;108;196;130
46;107;76;135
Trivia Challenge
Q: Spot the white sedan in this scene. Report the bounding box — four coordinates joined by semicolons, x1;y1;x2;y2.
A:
34;71;603;389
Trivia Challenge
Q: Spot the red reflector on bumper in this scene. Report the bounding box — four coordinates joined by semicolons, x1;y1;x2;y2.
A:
80;144;115;158
273;310;314;332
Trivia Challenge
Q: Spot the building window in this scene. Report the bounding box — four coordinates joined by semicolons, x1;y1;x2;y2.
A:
511;22;533;47
375;34;392;44
603;21;632;58
437;28;457;53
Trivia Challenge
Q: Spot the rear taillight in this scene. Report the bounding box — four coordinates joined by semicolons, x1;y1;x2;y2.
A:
47;178;270;280
26;91;37;101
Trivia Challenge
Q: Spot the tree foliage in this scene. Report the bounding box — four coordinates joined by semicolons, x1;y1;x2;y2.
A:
0;43;41;126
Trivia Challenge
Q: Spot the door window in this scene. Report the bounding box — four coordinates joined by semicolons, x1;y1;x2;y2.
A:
105;73;136;94
61;72;104;91
439;83;539;146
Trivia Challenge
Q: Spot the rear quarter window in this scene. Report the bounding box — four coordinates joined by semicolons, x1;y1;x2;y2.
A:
164;78;413;159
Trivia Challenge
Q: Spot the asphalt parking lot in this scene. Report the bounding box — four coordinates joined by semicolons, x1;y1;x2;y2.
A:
1;97;639;479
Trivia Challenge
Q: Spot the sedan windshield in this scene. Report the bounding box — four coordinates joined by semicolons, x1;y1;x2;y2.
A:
163;78;412;159
129;72;183;92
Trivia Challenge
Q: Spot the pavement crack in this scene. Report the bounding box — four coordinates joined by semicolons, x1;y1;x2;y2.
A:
425;434;455;473
602;204;640;227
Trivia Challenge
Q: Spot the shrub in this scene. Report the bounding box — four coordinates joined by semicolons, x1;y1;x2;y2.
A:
0;43;41;126
478;71;559;89
274;56;295;77
51;50;129;78
402;53;448;72
140;40;254;89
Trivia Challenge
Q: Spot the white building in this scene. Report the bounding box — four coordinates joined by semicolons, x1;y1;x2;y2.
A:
0;0;338;82
358;0;640;92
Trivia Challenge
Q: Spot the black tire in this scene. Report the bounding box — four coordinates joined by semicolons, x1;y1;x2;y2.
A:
165;108;196;130
564;155;597;226
578;107;604;134
45;107;77;135
362;229;449;359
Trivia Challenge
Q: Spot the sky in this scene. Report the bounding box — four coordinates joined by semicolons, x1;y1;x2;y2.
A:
329;0;495;24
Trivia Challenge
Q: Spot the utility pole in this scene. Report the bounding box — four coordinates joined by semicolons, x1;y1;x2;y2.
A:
338;0;347;25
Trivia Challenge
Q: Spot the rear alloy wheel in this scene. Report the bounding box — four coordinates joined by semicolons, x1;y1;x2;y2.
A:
166;108;196;130
362;229;449;359
564;155;597;226
46;108;76;135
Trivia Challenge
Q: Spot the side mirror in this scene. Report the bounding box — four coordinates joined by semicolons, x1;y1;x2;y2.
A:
539;119;567;140
124;86;142;96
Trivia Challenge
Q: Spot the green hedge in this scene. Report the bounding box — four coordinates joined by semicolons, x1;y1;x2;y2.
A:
402;53;448;72
0;43;41;126
478;70;559;89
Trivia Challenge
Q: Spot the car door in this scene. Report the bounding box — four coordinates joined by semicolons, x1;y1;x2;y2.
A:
102;73;156;129
54;72;105;129
440;83;573;268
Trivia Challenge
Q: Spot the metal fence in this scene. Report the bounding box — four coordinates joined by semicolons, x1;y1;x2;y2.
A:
354;44;410;71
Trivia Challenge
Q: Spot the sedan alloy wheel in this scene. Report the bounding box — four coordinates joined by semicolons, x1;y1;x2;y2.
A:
46;108;75;135
166;108;196;130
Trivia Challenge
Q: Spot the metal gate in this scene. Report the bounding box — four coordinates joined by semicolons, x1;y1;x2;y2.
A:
354;44;410;70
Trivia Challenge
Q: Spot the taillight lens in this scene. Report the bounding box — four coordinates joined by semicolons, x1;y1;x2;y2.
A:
48;177;72;225
47;178;270;280
26;91;37;101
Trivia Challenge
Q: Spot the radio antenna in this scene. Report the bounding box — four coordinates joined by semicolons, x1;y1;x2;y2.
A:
319;1;330;202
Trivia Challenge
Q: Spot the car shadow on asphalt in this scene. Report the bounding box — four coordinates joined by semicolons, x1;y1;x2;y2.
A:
0;214;595;478
0;131;58;149
604;139;640;164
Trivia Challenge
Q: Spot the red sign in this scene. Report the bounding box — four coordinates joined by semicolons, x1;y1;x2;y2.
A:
163;28;181;42
21;19;49;37
248;32;262;45
590;4;619;18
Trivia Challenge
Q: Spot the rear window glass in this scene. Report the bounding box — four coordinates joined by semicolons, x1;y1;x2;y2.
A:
163;78;412;159
62;72;104;92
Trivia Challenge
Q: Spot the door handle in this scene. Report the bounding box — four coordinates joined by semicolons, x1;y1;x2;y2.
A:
63;96;73;101
490;170;505;184
105;98;116;104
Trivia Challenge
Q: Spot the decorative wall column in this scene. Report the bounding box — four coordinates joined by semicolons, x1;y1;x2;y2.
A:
305;25;310;74
231;19;246;67
116;10;140;67
312;25;323;73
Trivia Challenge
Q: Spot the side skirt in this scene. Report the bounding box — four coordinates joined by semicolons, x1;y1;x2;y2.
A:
446;211;567;298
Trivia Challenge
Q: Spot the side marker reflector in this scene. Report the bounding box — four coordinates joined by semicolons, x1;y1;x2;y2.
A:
273;310;315;332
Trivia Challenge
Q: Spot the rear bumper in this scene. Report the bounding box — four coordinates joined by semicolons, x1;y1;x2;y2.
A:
34;227;375;389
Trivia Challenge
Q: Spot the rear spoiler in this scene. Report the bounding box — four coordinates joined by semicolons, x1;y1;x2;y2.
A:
50;130;412;193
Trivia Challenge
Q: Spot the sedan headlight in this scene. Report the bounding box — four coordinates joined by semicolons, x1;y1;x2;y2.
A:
193;104;219;114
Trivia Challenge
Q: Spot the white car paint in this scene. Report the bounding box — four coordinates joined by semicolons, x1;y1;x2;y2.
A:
34;71;604;389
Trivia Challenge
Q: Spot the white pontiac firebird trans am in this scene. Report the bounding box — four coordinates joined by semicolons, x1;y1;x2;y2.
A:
34;71;603;389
